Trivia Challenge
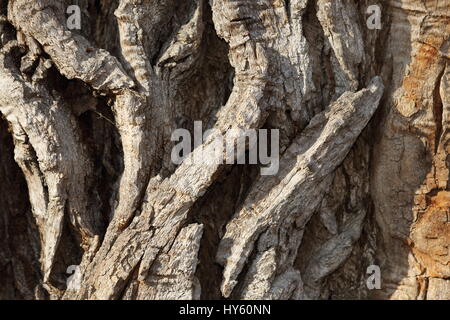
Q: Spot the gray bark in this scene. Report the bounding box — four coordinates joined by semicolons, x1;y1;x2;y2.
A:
0;0;448;300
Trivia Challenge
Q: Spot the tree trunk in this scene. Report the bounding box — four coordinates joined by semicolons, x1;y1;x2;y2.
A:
0;0;448;300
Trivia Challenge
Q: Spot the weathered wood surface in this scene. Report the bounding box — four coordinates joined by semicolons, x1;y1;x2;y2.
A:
0;0;448;300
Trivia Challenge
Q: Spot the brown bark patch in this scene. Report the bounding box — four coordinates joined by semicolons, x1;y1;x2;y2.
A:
399;37;441;118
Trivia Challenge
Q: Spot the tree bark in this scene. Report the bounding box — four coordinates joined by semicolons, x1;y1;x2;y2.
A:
0;0;448;300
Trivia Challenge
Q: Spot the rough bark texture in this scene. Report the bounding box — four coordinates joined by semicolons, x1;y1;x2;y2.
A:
0;0;448;300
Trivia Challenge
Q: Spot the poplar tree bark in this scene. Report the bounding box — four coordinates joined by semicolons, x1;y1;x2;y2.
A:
0;0;448;300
